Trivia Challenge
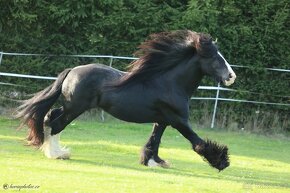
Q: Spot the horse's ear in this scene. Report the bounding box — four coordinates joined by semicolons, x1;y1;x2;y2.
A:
196;33;217;57
198;34;213;45
214;38;218;44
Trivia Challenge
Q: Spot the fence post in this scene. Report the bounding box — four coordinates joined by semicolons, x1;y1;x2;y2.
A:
0;52;3;65
211;82;220;128
100;110;105;122
109;57;114;67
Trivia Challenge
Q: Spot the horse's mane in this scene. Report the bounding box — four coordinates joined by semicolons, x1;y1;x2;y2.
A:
111;30;216;88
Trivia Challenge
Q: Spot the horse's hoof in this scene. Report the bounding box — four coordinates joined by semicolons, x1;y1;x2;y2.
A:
159;160;170;168
147;158;170;168
42;144;71;160
56;149;71;160
195;139;230;171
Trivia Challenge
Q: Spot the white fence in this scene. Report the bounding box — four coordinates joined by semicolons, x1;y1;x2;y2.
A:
0;51;289;128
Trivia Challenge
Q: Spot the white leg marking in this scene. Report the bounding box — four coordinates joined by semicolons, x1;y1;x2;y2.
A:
147;158;159;167
147;158;170;168
41;127;70;159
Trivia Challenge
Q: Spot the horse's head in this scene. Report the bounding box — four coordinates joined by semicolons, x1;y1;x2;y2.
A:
196;35;236;86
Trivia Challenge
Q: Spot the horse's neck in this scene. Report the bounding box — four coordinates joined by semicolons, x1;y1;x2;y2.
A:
169;58;203;97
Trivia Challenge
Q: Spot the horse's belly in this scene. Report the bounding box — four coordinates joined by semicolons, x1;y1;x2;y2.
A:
99;84;165;123
100;94;159;123
104;105;157;123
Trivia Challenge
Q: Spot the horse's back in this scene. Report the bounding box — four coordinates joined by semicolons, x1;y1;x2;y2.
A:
61;63;124;109
70;63;124;81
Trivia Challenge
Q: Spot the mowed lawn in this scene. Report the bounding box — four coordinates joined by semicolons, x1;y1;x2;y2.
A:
0;116;289;193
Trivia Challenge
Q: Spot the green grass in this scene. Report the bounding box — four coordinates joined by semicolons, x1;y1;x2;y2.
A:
0;116;289;193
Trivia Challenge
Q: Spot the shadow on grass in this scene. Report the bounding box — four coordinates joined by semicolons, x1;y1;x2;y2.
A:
63;121;290;164
68;156;290;190
65;140;290;190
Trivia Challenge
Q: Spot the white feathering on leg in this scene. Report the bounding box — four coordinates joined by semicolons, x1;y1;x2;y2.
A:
147;158;170;168
41;127;70;159
147;158;159;167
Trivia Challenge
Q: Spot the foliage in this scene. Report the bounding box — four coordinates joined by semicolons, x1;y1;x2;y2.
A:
0;0;289;132
0;0;186;54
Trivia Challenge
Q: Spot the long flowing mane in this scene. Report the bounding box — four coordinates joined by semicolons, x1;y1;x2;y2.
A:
111;30;216;88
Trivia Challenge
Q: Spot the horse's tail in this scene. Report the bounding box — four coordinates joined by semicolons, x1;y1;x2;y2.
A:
15;68;72;147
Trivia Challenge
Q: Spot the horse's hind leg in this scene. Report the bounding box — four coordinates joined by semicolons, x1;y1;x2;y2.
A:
41;106;86;159
41;107;69;159
140;123;170;168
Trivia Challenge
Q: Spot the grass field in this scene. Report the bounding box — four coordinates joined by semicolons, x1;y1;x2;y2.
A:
0;116;289;193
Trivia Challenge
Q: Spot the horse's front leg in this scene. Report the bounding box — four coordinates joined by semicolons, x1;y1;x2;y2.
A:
140;123;170;168
173;121;230;171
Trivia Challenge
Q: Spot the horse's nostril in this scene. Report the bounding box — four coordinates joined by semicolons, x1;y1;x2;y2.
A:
229;73;236;79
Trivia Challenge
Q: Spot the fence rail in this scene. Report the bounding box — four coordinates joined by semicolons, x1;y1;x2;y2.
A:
0;51;289;128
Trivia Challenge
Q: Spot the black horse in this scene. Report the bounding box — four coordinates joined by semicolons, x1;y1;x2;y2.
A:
16;30;236;171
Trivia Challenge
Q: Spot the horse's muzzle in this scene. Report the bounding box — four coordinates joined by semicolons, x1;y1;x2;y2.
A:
223;72;236;86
